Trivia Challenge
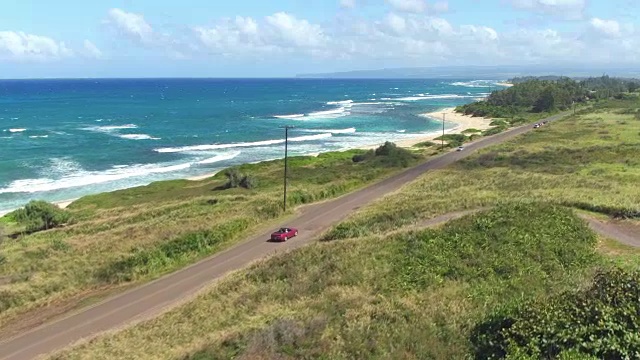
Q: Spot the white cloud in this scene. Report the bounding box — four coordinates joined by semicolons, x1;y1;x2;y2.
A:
387;0;428;13
195;12;328;57
590;18;622;37
431;1;449;13
0;31;73;61
83;40;103;59
508;0;586;19
106;8;154;45
94;8;640;69
340;0;357;9
265;12;328;48
385;13;408;34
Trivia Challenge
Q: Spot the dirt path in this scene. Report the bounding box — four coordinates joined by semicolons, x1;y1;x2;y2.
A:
580;215;640;248
0;113;570;360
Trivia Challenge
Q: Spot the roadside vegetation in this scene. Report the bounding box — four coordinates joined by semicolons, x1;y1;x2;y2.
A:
0;144;424;330
51;97;640;358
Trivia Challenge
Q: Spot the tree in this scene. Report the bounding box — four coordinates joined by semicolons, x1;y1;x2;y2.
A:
533;86;557;112
10;201;71;233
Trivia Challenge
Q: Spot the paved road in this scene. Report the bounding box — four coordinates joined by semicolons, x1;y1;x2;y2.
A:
0;113;568;360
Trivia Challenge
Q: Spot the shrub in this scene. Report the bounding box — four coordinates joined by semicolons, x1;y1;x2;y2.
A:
482;126;507;136
414;141;437;147
352;142;417;168
434;134;468;147
223;169;256;190
461;129;482;134
352;150;375;163
490;119;508;127
10;200;71;233
374;141;398;156
471;268;640;360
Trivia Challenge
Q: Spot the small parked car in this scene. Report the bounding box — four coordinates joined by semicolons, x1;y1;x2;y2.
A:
533;124;540;128
457;146;464;151
270;227;298;242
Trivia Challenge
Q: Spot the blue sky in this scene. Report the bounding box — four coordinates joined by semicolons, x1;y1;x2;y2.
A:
1;0;638;78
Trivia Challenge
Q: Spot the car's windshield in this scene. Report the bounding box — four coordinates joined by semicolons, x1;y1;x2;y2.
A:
279;228;288;233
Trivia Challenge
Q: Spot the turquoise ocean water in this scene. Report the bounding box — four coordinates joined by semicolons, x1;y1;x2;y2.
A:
0;78;506;212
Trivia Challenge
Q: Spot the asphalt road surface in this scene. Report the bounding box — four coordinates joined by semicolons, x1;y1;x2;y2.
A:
0;113;572;360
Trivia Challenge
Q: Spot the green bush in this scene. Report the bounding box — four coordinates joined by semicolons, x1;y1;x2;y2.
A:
434;134;468;148
472;268;640;359
223;169;256;190
414;140;437;147
461;129;482;134
374;141;398;156
352;150;375;163
10;200;71;233
482;126;507;136
352;142;417;168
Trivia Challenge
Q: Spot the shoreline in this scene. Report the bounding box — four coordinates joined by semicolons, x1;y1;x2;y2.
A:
186;107;494;180
2;107;494;214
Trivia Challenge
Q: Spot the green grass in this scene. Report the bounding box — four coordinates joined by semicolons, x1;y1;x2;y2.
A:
0;147;424;328
50;99;640;359
51;203;601;359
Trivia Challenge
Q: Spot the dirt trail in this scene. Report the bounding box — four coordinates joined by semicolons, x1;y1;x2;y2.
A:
580;215;640;248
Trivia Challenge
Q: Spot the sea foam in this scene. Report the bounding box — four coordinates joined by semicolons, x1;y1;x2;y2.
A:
0;162;192;194
9;128;27;133
155;133;332;153
300;127;356;134
118;134;161;140
196;151;241;165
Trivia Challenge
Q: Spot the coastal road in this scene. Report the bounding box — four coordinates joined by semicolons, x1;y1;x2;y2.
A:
0;113;569;360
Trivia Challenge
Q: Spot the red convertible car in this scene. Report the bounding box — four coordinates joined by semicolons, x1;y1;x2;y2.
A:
270;227;298;242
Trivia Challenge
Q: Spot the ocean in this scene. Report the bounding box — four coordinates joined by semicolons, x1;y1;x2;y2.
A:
0;78;506;212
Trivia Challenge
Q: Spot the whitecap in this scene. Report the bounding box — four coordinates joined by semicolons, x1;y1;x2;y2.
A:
300;128;356;134
196;152;241;165
326;100;353;106
118;134;161;140
82;124;138;132
9;128;27;133
450;80;500;88
395;94;473;101
29;135;49;139
155;133;332;153
0;162;192;194
274;114;305;119
305;107;350;119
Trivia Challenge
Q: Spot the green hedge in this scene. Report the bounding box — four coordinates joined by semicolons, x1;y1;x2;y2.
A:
472;268;640;359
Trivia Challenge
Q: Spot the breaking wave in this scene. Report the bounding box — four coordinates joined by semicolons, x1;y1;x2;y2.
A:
196;152;241;165
0;161;192;194
300;127;356;134
155;133;333;153
118;134;161;140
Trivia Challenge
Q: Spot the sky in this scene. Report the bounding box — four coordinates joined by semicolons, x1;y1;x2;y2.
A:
1;0;639;78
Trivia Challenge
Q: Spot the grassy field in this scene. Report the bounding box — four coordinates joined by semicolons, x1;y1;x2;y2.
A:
0;147;423;330
50;99;640;359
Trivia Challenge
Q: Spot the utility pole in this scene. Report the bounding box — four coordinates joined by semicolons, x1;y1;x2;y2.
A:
442;113;446;151
280;125;295;211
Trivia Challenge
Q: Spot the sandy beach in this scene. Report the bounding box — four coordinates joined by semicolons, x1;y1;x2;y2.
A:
393;107;494;148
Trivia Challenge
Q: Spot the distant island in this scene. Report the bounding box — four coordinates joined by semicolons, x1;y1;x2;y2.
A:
297;65;640;79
